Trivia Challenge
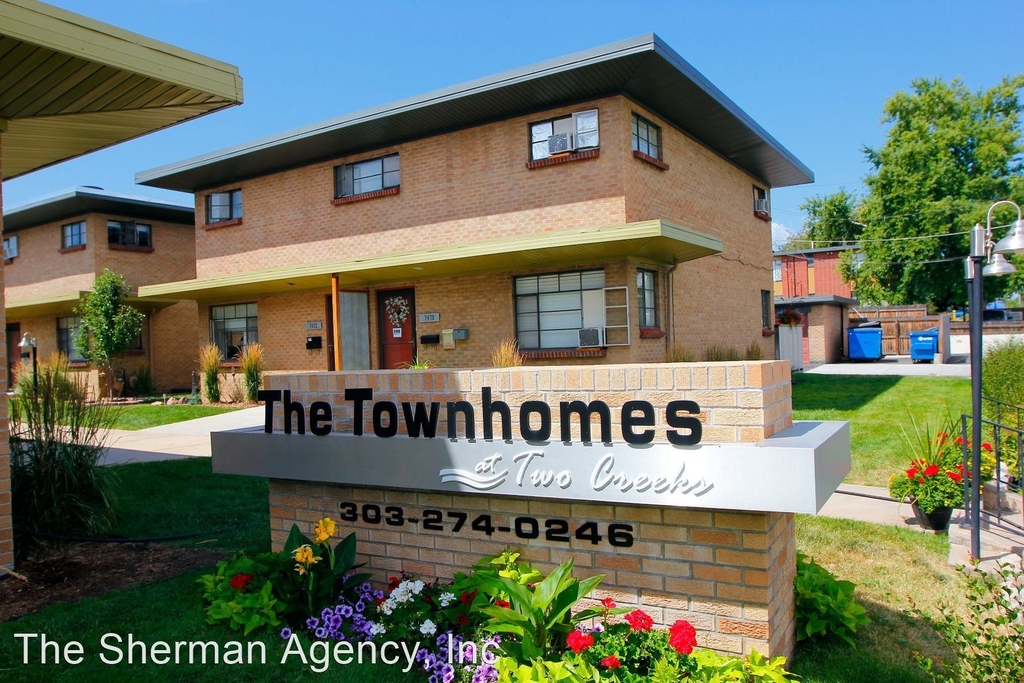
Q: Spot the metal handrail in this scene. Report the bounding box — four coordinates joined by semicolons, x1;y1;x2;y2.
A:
961;413;1024;554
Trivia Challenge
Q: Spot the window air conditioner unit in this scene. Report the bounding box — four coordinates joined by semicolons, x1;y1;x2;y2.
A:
547;132;574;155
578;327;605;348
3;236;17;259
754;198;770;214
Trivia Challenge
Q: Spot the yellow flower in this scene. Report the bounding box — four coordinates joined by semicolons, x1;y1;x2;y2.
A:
313;517;337;545
292;544;320;575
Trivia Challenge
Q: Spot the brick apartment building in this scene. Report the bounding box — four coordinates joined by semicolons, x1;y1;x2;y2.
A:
136;35;813;374
772;245;858;364
4;187;201;395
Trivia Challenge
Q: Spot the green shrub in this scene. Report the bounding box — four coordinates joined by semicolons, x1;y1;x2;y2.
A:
133;363;155;396
703;345;741;362
982;338;1024;414
794;552;869;646
9;355;119;551
915;560;1024;681
198;343;222;403
237;342;264;402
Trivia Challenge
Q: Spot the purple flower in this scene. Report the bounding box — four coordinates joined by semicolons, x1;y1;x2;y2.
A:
354;600;365;613
315;627;327;639
359;582;373;594
280;627;293;639
306;617;320;629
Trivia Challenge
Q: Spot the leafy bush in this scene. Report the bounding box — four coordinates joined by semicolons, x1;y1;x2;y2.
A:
197;554;285;635
237;342;264;402
916;559;1024;681
9;354;119;549
686;649;795;682
982;338;1024;414
133;363;155;396
198;343;222;403
491;338;525;367
703;345;741;362
794;552;869;646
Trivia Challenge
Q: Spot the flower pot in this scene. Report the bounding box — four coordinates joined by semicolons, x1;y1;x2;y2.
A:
911;503;953;532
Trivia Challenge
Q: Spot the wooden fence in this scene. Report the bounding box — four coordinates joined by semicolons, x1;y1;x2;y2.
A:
849;314;943;356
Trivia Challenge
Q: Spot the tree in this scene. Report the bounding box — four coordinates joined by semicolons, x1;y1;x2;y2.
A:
778;189;862;251
74;269;146;398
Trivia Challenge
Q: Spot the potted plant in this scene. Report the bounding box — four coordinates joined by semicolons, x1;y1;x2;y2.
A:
777;309;802;326
888;417;970;532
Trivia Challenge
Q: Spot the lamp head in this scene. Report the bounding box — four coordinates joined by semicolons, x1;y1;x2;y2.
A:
993;218;1024;256
983;252;1017;277
18;333;33;349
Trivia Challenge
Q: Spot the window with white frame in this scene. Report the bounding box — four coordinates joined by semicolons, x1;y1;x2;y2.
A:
207;190;242;223
529;109;599;161
637;268;657;327
761;290;773;329
753;186;770;216
3;236;17;260
210;302;258;360
62;221;86;248
773;259;782;282
108;221;152;248
57;316;85;361
631;113;661;159
336;154;400;198
514;270;605;349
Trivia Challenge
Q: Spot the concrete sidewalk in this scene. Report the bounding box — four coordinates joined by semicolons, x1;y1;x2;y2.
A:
804;355;970;378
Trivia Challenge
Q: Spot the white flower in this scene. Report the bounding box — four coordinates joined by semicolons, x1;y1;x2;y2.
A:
438;592;456;607
368;622;387;637
419;619;437;635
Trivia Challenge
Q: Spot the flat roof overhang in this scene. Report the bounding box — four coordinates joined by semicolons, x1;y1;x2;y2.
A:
137;34;812;193
6;291;180;319
0;0;243;180
4;186;193;233
138;219;723;304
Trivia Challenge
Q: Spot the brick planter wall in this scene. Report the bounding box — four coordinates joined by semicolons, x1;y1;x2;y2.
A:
262;361;796;658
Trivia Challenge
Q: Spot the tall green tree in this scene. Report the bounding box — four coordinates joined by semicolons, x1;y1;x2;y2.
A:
799;188;861;247
851;75;1024;310
74;269;146;398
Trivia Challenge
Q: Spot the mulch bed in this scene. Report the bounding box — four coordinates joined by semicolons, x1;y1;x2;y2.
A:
0;543;223;622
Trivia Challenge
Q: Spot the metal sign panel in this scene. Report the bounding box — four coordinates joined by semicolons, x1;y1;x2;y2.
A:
212;421;849;514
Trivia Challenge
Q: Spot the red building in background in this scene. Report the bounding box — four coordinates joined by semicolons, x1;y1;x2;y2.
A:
773;244;857;299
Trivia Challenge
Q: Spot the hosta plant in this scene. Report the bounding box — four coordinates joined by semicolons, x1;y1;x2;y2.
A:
794;552;869;646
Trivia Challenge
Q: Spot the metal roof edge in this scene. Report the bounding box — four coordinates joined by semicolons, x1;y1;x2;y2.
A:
4;186;194;231
774;244;859;256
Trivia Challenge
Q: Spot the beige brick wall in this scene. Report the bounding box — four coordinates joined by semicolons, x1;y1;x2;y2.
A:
807;305;845;364
263;361;795;657
150;300;200;392
0;133;12;570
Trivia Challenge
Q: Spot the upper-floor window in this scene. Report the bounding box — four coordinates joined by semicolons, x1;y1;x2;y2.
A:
761;290;773;329
108;221;152;248
3;236;18;260
637;268;657;328
336;154;400;198
631;113;662;160
210;302;258;360
753;186;770;217
207;190;242;224
529;109;599;161
57;316;85;362
514;269;605;349
773;259;782;282
62;221;86;248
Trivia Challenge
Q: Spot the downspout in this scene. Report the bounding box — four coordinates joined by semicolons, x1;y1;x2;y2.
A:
666;260;681;351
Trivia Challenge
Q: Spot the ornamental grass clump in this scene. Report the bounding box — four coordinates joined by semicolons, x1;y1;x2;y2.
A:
9;353;119;550
490;338;524;367
237;342;264;402
198;343;222;403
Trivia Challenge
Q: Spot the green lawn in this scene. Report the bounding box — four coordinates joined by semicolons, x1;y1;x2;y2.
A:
110;404;242;431
792;374;971;486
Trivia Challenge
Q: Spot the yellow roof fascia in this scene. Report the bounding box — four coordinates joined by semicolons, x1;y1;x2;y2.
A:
138;220;723;303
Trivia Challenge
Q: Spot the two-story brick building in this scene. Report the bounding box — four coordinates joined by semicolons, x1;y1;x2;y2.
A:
4;187;201;394
136;35;813;374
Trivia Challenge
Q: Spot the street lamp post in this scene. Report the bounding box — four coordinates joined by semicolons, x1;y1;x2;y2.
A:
18;332;37;395
966;200;1024;559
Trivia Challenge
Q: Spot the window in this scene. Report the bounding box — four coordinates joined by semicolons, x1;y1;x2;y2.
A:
637;269;657;327
761;290;773;329
753;186;770;217
3;236;17;260
631;113;661;159
108;221;152;248
806;255;815;267
529;109;599;161
57;316;85;362
336;154;400;198
210;302;258;360
515;270;605;349
852;252;866;270
773;259;782;282
62;221;86;248
207;190;242;223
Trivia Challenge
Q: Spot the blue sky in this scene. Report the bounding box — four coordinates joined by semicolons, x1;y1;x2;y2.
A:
5;0;1024;247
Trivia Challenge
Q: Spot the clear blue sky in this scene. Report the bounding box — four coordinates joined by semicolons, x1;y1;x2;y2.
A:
5;0;1023;247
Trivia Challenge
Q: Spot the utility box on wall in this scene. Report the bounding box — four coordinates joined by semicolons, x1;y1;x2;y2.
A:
306;336;322;350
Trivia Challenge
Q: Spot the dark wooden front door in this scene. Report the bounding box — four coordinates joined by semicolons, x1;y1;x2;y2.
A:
6;323;21;390
378;289;415;369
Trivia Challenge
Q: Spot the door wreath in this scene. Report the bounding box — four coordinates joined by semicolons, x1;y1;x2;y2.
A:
384;296;410;327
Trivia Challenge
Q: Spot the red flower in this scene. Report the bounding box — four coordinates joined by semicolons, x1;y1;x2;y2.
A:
955;437;964;446
600;655;622;669
495;599;510;609
388;576;400;589
624;609;654;632
957;463;965;474
456;613;469;626
923;464;940;477
906;467;919;480
601;597;616;609
460;590;477;605
669;620;698;655
375;597;386;607
948;471;963;483
566;630;594;654
982;442;994;453
936;432;949;442
229;573;254;591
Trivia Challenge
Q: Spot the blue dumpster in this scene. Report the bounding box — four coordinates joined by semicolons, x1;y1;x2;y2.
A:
910;327;939;363
848;323;883;361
